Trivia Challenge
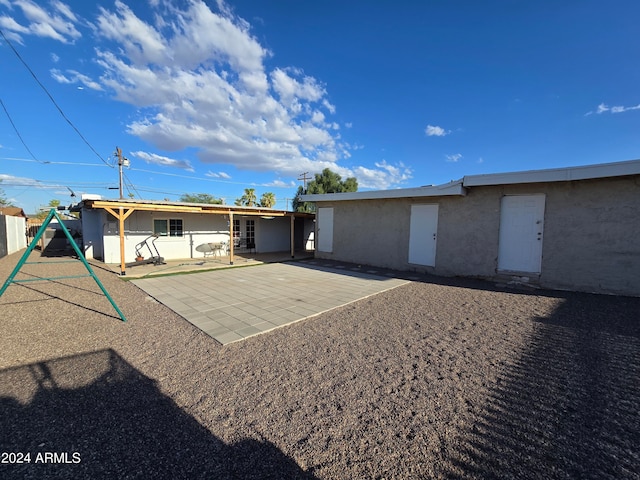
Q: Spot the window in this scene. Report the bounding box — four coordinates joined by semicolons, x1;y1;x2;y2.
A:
169;219;183;237
246;219;255;243
233;218;240;239
153;218;183;237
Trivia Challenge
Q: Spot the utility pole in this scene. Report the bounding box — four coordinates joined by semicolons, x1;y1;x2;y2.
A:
114;147;130;199
298;172;311;190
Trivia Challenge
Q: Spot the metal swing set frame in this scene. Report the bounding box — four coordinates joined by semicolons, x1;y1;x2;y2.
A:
0;208;126;322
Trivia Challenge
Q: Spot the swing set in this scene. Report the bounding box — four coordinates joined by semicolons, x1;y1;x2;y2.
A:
0;208;126;322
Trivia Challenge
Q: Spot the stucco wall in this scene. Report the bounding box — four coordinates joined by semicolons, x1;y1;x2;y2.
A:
314;174;640;296
325;199;412;269
256;217;290;252
83;209;305;263
539;176;640;296
314;193;502;275
81;209;105;260
101;211;231;263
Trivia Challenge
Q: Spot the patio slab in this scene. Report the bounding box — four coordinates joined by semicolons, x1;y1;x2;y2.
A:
131;260;409;345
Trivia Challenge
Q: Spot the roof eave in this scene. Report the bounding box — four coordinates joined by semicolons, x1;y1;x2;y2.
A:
299;180;466;202
463;158;640;187
79;198;308;216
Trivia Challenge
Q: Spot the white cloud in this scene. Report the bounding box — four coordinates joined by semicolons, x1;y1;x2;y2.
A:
0;0;406;190
351;161;412;189
87;1;402;182
131;151;194;171
0;173;50;188
5;0;81;43
50;69;103;91
264;179;295;188
0;16;28;44
586;102;640;116
445;153;462;163
85;0;410;187
205;170;232;179
95;0;167;65
611;104;640;113
425;124;450;137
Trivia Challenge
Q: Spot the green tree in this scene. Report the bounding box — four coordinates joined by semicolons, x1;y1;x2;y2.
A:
179;193;223;204
293;168;358;212
0;179;16;207
292;185;314;213
35;199;61;220
0;180;10;207
259;192;276;208
236;188;257;207
307;168;358;195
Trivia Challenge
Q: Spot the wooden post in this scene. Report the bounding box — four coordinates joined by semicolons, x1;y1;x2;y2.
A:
103;206;135;275
290;214;295;258
229;211;234;265
118;207;126;275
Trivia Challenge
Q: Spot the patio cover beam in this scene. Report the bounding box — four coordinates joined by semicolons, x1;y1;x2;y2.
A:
103;206;135;276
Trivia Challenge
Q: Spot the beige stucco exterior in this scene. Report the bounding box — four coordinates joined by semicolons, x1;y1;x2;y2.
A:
311;174;640;296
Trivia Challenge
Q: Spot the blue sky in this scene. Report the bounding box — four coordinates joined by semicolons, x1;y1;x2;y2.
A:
1;0;639;214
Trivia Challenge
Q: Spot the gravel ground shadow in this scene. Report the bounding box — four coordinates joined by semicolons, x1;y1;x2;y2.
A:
0;349;317;480
439;291;640;479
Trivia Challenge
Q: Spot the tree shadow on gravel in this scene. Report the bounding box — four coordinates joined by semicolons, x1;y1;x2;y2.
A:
0;349;316;480
439;292;640;479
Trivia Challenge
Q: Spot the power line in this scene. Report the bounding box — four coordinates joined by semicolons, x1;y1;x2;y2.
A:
123;171;142;199
298;172;311;189
0;98;47;164
0;28;112;168
0;182;113;188
1;156;109;167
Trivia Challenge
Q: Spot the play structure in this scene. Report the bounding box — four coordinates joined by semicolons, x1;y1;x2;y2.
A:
0;208;126;322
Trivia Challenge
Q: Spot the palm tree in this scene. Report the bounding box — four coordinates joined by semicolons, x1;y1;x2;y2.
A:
260;192;276;208
237;188;257;206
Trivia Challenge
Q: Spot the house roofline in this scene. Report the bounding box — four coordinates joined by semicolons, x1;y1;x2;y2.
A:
78;197;314;218
299;180;466;202
299;159;640;202
462;158;640;187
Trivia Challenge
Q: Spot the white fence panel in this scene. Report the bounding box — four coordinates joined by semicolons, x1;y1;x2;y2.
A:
0;214;27;257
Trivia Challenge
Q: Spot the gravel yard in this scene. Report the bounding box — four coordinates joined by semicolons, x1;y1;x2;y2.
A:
0;250;638;479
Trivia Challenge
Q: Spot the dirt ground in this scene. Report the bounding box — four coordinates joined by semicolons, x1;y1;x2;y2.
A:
0;250;638;479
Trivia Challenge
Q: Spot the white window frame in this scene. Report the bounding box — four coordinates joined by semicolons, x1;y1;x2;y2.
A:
153;218;184;237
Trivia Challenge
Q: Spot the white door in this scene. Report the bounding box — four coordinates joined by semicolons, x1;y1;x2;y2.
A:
408;204;439;266
498;194;545;273
317;207;334;252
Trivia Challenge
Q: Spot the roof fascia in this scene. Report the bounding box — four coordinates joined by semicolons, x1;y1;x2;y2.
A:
82;199;297;216
463;159;640;187
299;181;466;202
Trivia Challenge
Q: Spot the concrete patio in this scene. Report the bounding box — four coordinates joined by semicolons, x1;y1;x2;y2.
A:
131;260;409;344
105;250;314;278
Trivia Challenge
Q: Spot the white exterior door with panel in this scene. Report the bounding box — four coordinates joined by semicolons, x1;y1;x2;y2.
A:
408;204;439;266
317;207;334;253
498;194;545;273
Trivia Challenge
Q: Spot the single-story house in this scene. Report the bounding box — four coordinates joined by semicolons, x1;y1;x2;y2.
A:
0;207;28;218
75;197;315;275
300;159;640;297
